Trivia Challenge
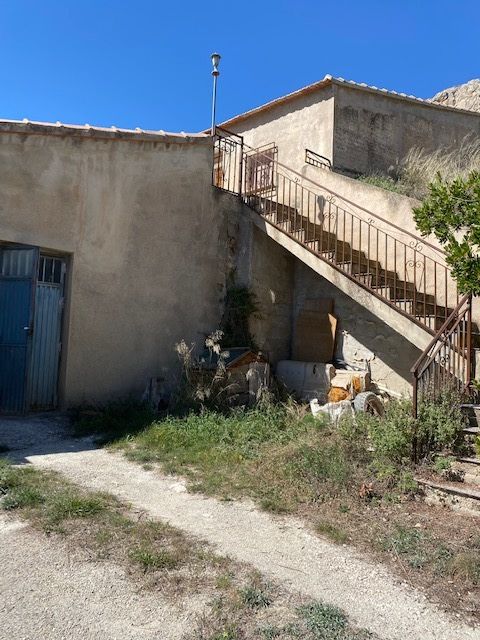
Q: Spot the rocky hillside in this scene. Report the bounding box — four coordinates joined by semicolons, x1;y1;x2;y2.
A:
431;79;480;112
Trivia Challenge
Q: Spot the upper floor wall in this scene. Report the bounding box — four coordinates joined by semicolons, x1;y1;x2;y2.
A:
224;84;335;169
333;83;480;176
222;76;480;178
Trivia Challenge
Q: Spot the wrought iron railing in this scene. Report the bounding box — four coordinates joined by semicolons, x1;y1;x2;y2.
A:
305;148;332;170
213;129;459;334
411;294;473;417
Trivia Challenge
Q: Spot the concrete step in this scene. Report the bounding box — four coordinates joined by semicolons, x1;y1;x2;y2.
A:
264;217;305;242
305;238;356;259
463;426;480;435
336;260;384;277
290;228;306;242
454;457;480;487
416;476;480;516
396;298;451;317
415;314;449;332
460;404;480;430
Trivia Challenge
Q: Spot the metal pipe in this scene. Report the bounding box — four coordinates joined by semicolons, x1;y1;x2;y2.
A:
211;73;218;136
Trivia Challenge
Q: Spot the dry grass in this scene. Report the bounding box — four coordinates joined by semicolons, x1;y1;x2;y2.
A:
0;458;375;640
358;135;480;200
73;398;480;622
401;135;480;199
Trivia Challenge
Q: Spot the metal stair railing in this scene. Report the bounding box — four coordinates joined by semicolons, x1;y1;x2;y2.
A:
212;128;459;335
411;294;473;417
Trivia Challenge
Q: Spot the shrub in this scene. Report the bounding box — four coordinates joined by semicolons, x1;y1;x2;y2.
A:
343;394;465;471
358;399;415;464
220;283;259;350
413;170;480;294
403;136;480;200
357;136;480;201
415;392;465;460
357;173;410;196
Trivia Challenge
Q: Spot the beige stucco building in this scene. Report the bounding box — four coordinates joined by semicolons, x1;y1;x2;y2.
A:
222;74;480;176
1;75;478;412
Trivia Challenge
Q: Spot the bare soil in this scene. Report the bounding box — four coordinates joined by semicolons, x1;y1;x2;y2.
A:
23;445;480;640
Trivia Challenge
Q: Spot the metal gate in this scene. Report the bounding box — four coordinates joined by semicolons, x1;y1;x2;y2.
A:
0;246;66;414
0;245;39;413
28;255;66;410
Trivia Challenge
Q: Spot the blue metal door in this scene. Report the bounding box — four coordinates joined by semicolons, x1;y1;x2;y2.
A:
0;246;38;414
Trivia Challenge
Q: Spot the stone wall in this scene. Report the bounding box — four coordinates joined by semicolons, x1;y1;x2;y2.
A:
236;207;295;365
333;84;480;176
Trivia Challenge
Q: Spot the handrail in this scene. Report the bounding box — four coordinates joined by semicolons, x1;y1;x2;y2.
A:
213;130;459;335
212;130;472;411
305;148;332;169
411;294;473;417
215;127;446;260
410;293;471;374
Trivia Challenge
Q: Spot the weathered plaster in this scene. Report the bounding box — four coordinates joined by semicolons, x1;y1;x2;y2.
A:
333;84;480;176
294;261;421;395
228;85;335;169
0;129;242;406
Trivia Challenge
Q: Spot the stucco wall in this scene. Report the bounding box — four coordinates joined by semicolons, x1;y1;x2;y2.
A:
0;127;241;407
293;261;421;395
237;206;421;395
228;85;334;169
232;210;294;363
333;84;480;176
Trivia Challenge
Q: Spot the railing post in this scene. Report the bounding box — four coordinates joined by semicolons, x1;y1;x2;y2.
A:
238;140;244;197
466;294;473;387
412;371;418;418
211;126;217;188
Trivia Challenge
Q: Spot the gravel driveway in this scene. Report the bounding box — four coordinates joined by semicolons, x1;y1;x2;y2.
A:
0;517;201;640
1;415;479;640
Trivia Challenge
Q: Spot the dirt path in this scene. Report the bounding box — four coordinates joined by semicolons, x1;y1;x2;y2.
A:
0;516;200;640
20;443;479;640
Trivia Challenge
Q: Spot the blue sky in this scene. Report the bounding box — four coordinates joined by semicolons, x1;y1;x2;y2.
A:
1;0;478;132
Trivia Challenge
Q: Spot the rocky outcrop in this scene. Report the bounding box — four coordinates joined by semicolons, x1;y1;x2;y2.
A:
431;79;480;112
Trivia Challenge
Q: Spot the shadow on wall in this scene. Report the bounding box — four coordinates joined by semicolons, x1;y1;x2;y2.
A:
294;263;422;395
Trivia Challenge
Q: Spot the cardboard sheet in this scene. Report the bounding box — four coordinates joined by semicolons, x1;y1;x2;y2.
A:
293;311;337;362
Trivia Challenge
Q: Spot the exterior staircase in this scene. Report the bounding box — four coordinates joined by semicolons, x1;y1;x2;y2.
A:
213;128;475;413
416;404;480;515
259;200;455;328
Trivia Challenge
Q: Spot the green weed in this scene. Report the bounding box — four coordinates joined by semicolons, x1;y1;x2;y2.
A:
382;526;428;569
357;173;410;196
129;546;179;571
315;521;348;544
240;583;271;609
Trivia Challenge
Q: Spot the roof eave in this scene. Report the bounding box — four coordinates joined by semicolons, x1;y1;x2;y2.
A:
216;75;480;131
